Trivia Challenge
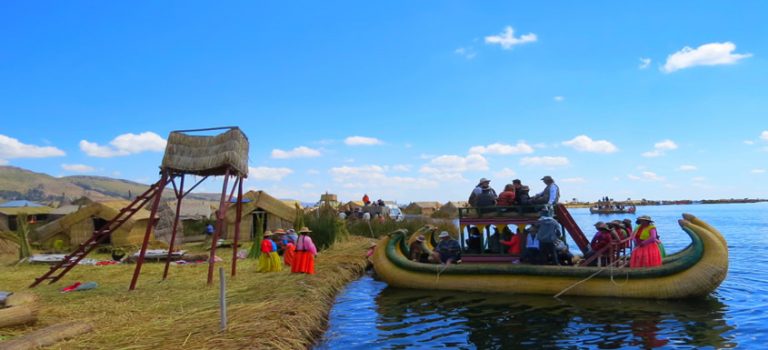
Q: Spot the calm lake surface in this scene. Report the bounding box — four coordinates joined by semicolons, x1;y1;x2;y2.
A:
316;203;768;349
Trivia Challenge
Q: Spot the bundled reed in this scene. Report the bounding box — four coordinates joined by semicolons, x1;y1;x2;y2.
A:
161;128;249;177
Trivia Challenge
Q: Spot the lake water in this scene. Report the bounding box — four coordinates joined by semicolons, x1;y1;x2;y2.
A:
316;203;768;349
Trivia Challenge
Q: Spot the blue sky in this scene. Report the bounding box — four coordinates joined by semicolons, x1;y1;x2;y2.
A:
1;1;766;204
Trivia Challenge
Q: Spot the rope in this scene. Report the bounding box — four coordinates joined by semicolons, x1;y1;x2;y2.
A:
554;258;626;298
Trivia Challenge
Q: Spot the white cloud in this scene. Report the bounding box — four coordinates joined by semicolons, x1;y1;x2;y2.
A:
344;136;382;146
642;139;678;157
678;165;698;172
392;164;411;172
661;42;752;73
562;135;618;153
761;131;768;141
553;96;564;102
62;164;95;172
752;169;766;174
744;140;755;145
80;132;166;157
331;165;439;189
271;146;321;159
561;177;586;184
494;167;517;179
469;142;534;155
0;134;65;160
628;171;665;182
691;176;706;182
520;156;570;167
248;166;293;181
420;154;489;173
485;26;537;50
454;47;477;60
639;57;651;69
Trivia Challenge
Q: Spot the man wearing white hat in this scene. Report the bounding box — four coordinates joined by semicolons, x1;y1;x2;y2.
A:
430;231;461;264
468;177;498;209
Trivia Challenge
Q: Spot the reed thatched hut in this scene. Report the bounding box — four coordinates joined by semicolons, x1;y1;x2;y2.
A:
438;201;469;216
0;201;52;232
222;190;296;241
161;127;249;177
33;201;156;248
403;201;442;216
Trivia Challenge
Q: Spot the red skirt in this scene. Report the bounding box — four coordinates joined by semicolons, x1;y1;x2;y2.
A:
291;251;315;274
630;242;662;268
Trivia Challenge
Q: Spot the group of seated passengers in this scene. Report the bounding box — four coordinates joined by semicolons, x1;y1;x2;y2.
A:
463;222;574;266
469;176;559;214
409;231;463;265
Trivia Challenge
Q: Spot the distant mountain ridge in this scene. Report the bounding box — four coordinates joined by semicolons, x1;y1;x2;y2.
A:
0;166;218;203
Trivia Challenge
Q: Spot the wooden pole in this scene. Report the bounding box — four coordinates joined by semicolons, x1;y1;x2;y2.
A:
219;267;227;331
163;174;185;280
130;171;168;291
207;169;230;285
231;176;243;277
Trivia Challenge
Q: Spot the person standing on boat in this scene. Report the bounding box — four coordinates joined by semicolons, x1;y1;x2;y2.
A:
533;176;560;213
468;178;498;209
291;227;317;274
522;225;540;263
630;215;662;268
536;209;561;265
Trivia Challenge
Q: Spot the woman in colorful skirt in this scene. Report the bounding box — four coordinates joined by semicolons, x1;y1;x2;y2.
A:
291;227;317;274
257;231;283;272
630;215;662;268
283;232;296;266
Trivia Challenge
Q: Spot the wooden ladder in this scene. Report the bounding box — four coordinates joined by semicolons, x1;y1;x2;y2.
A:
554;203;590;255
29;180;164;288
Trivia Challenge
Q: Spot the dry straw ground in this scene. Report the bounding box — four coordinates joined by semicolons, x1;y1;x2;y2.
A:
0;236;374;349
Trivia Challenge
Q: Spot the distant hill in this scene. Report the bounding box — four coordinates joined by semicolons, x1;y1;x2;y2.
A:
0;166;217;203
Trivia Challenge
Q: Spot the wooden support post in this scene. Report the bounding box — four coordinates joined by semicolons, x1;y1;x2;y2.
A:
163;174;185;280
130;172;168;291
207;169;231;285
219;267;227;331
231;176;243;277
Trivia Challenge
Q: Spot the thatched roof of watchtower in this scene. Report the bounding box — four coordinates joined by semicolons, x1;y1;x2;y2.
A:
161;127;249;177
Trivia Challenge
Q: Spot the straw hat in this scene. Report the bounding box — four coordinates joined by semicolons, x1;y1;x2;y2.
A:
478;177;491;185
416;235;426;242
263;230;273;237
438;231;451;239
273;228;286;234
594;222;608;230
637;215;653;222
298;227;312;234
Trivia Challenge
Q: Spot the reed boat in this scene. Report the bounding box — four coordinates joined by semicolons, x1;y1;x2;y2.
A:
371;213;728;299
589;203;636;214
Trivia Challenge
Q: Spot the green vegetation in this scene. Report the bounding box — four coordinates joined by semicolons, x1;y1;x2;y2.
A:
305;202;349;250
15;213;32;260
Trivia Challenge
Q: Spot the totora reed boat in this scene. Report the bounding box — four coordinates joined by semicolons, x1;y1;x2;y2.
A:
371;213;728;299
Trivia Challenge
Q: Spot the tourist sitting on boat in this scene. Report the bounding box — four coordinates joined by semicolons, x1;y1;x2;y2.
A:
554;238;574;265
532;175;560;209
466;226;483;254
521;225;540;263
409;235;430;263
515;185;535;212
499;229;521;256
257;231;283;273
536;209;561;265
630;216;662;268
468;178;497;212
291;227;317;274
430;231;461;264
583;222;614;266
497;184;516;207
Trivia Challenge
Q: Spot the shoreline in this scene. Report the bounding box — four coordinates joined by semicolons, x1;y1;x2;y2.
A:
0;236;374;349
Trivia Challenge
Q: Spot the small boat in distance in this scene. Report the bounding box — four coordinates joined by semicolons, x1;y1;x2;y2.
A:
590;200;636;214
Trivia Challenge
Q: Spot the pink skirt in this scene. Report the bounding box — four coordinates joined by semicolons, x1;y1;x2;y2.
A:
630;242;662;268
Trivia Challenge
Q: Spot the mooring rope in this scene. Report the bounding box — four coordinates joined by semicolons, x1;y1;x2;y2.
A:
554;258;627;298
